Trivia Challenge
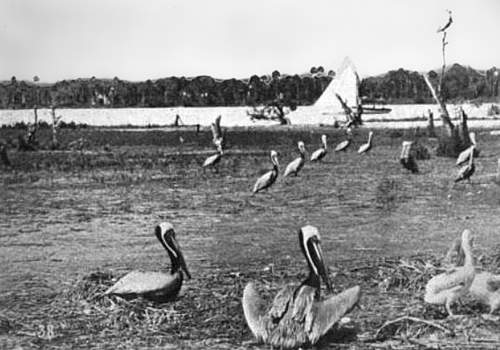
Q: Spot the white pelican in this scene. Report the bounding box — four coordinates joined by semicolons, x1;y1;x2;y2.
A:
310;135;327;162
283;141;306;177
252;150;279;194
242;225;361;348
202;142;223;171
424;229;475;316
400;141;418;173
455;146;475;184
334;128;352;152
357;131;373;154
211;115;224;148
104;222;191;302
456;132;479;166
470;272;500;315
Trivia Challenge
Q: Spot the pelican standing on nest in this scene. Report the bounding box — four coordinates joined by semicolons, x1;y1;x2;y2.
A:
456;132;479;166
104;222;191;302
284;141;306;177
242;225;361;348
334;128;352;152
424;229;475;316
455;146;475;184
310;135;327;162
202;141;223;171
252;150;279;194
400;141;418;173
358;131;373;154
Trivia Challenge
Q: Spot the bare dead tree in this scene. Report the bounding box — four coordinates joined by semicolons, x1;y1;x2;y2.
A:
423;10;471;157
335;93;362;127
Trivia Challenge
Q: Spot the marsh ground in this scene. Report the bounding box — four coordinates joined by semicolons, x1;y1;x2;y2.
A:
1;126;500;349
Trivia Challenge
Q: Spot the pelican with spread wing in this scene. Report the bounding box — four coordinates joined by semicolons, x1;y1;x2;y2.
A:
242;225;361;348
104;222;191;302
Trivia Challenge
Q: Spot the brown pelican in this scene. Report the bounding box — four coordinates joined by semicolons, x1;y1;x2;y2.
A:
455;146;475;184
424;229;475;316
211;115;224;148
202;142;223;171
252;150;279;194
357;131;373;154
104;222;191;302
456;132;479;166
310;135;327;162
242;225;361;348
400;141;418;173
334;128;352;152
437;10;453;33
284;141;306;177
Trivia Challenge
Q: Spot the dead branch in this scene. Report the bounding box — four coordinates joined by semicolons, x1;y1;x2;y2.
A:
375;316;453;339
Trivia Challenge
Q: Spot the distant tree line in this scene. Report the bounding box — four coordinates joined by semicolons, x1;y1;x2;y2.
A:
0;64;498;109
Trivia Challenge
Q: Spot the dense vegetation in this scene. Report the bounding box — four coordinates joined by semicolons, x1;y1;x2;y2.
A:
0;64;498;109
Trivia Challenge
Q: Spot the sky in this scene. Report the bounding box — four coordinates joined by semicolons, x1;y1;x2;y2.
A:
1;0;499;82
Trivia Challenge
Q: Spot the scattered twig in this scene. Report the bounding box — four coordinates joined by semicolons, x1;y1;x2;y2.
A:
375;316;453;339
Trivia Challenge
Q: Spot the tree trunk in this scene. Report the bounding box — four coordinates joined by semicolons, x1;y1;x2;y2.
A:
423;75;454;136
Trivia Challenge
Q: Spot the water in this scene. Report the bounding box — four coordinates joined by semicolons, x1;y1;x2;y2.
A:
1;103;499;128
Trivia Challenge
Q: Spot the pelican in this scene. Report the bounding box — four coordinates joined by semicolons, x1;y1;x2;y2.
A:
104;222;191;302
252;150;279;194
456;132;479;166
334;128;352;152
424;229;475;316
202;142;223;171
400;141;418;173
310;135;327;162
455;146;475;184
470;272;500;315
437;10;453;33
211;115;224;148
242;226;361;348
284;141;306;177
358;131;374;154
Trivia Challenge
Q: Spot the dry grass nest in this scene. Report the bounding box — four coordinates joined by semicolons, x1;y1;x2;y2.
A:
3;255;500;349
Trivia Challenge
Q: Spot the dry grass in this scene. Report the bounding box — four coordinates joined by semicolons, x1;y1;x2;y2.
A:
2;126;500;349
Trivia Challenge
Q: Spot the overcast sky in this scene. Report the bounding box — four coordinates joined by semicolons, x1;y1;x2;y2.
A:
1;0;499;82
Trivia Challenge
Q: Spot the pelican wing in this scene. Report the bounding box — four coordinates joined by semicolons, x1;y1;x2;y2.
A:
309;286;361;343
311;148;325;161
242;283;269;343
104;271;177;296
334;140;349;152
455;164;475;182
283;157;303;177
456;146;473;166
253;170;275;193
425;267;472;295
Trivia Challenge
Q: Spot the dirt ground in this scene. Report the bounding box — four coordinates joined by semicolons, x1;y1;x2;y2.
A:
1;126;500;349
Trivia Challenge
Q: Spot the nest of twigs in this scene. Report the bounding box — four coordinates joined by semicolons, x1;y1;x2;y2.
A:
3;255;500;349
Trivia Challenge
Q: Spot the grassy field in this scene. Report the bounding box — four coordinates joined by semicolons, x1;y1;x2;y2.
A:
1;126;500;349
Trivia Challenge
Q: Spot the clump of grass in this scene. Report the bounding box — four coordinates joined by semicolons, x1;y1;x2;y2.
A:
375;178;401;210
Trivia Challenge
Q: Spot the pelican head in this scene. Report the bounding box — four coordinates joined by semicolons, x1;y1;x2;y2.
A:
469;132;477;146
299;225;333;293
155;222;191;279
321;134;327;147
461;229;473;247
270;150;279;167
298;141;306;154
346;128;353;137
